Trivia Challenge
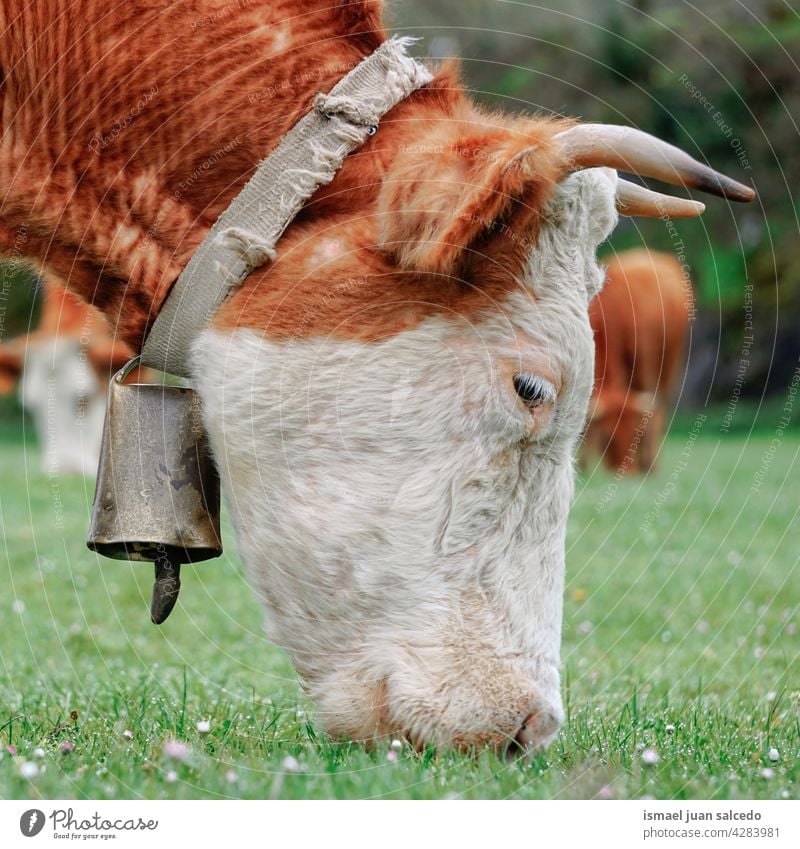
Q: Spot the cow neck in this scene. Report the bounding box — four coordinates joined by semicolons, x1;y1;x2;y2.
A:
140;36;432;378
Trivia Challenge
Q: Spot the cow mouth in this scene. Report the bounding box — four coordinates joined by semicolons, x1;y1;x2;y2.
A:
504;713;541;758
505;709;564;758
377;708;561;757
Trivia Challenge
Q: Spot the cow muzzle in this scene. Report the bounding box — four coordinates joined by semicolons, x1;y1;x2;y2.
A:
309;637;565;754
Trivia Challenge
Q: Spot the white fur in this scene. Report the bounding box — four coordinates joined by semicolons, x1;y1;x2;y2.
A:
191;169;618;748
20;337;106;477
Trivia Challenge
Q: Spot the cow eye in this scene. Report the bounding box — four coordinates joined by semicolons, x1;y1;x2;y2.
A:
513;373;556;407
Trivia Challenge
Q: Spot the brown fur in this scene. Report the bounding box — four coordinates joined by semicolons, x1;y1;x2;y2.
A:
585;248;690;473
0;1;573;347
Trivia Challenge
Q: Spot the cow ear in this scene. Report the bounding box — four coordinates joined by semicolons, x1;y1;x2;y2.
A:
0;345;23;394
376;121;568;277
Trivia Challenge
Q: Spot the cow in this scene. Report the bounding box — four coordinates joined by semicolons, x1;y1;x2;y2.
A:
0;279;139;475
0;0;754;751
584;248;691;474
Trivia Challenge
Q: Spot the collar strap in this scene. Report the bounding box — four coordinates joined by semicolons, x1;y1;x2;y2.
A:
141;36;432;376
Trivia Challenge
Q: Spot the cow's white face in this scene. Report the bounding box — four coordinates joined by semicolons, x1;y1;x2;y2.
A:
20;337;107;477
193;168;618;750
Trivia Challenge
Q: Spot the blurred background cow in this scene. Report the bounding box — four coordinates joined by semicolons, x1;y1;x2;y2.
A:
0;279;140;476
584;249;691;473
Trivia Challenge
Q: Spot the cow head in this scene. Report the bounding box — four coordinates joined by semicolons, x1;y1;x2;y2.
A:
0;288;138;477
18;335;136;477
192;119;752;751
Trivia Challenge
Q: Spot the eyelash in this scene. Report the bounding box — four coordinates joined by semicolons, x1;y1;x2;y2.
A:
513;373;556;407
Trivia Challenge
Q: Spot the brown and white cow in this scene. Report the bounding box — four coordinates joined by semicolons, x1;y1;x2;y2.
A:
0;1;754;750
0;280;138;475
584;248;691;473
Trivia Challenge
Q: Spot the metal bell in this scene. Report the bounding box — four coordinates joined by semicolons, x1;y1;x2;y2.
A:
87;357;222;624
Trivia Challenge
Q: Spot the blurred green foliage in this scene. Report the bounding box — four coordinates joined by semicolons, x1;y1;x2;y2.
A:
0;262;40;342
0;263;40;430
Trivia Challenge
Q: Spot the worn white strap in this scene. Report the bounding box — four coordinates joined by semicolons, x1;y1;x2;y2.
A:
141;36;432;376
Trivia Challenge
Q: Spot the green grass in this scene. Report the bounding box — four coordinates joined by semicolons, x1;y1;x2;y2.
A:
0;430;797;800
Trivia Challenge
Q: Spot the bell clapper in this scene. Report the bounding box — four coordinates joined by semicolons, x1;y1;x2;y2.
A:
87;358;222;626
150;559;182;624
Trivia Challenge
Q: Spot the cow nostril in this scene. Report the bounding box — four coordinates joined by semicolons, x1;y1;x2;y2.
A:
507;708;562;757
506;713;536;757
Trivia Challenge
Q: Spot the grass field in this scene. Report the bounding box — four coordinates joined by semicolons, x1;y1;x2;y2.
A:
0;425;797;800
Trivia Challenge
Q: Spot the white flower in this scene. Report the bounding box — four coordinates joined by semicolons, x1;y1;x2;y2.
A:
665;724;675;735
225;770;238;784
387;750;398;762
32;747;46;759
767;747;779;762
390;739;403;751
12;599;25;614
165;770;177;783
641;748;660;766
162;740;191;762
281;755;301;773
760;767;775;779
196;720;211;735
19;761;40;779
122;729;134;740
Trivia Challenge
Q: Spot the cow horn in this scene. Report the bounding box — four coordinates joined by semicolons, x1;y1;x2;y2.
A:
616;179;705;218
555;124;756;203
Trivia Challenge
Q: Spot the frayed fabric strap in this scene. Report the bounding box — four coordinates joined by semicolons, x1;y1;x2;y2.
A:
141;36;432;376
